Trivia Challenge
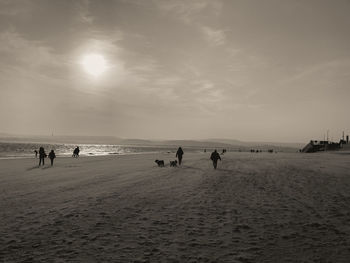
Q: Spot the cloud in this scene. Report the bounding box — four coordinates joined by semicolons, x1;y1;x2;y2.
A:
201;26;226;46
154;76;182;87
76;0;94;24
0;0;349;141
0;0;34;16
185;80;224;112
0;30;66;80
154;0;222;24
283;59;350;84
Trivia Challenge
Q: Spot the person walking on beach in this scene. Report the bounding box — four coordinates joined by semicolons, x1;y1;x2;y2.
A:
39;147;46;166
176;147;184;165
34;150;38;158
210;149;221;169
48;150;56;166
72;146;80;158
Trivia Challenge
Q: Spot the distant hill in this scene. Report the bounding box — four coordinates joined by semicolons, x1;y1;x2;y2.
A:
120;139;154;145
206;138;304;149
158;140;231;148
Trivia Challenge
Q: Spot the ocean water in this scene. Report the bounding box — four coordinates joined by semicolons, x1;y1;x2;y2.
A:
0;142;201;159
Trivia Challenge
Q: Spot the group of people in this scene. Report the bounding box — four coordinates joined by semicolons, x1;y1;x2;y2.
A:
34;145;222;169
34;146;80;166
35;147;56;166
176;147;222;169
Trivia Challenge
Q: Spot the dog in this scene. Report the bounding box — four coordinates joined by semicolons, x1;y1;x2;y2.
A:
170;160;177;167
155;159;165;167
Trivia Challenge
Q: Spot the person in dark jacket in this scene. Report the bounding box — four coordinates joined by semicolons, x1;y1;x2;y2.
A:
48;150;56;166
210;149;221;169
176;147;184;165
72;146;80;157
39;147;46;166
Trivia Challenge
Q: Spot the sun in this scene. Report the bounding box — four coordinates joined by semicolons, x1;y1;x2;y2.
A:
81;53;107;77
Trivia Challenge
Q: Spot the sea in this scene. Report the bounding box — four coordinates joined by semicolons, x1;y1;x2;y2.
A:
0;141;204;159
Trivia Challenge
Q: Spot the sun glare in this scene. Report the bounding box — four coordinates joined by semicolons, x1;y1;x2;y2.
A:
81;54;107;77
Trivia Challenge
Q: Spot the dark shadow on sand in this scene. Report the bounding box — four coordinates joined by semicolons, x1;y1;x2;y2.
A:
26;166;40;171
216;168;234;173
180;165;205;171
27;165;53;171
334;152;350;155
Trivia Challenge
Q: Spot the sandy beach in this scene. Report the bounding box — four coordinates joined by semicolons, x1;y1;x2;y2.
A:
1;152;350;262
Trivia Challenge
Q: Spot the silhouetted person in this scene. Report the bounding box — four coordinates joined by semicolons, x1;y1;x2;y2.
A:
72;146;80;158
39;147;46;166
48;150;56;166
34;150;38;158
210;149;221;169
176;147;184;165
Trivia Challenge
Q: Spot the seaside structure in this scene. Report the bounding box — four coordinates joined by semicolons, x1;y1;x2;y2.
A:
302;134;349;153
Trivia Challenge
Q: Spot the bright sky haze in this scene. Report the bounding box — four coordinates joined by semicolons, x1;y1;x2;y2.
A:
0;0;349;142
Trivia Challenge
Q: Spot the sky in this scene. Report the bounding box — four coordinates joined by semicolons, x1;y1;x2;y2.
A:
0;0;349;143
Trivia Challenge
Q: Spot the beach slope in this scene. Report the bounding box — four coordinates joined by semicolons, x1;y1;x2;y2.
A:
0;152;349;262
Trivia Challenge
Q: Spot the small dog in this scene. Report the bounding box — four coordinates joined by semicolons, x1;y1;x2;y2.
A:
170;160;177;167
155;159;165;167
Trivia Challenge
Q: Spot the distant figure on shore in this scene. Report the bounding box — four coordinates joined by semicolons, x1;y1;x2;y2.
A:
176;147;184;165
48;150;56;166
34;150;38;158
210;149;221;169
39;147;46;166
72;146;80;158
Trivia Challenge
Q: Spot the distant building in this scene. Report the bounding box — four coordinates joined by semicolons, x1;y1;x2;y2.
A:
302;135;349;153
302;140;340;153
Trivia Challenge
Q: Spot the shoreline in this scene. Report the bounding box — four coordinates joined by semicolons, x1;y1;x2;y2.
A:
0;150;167;160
